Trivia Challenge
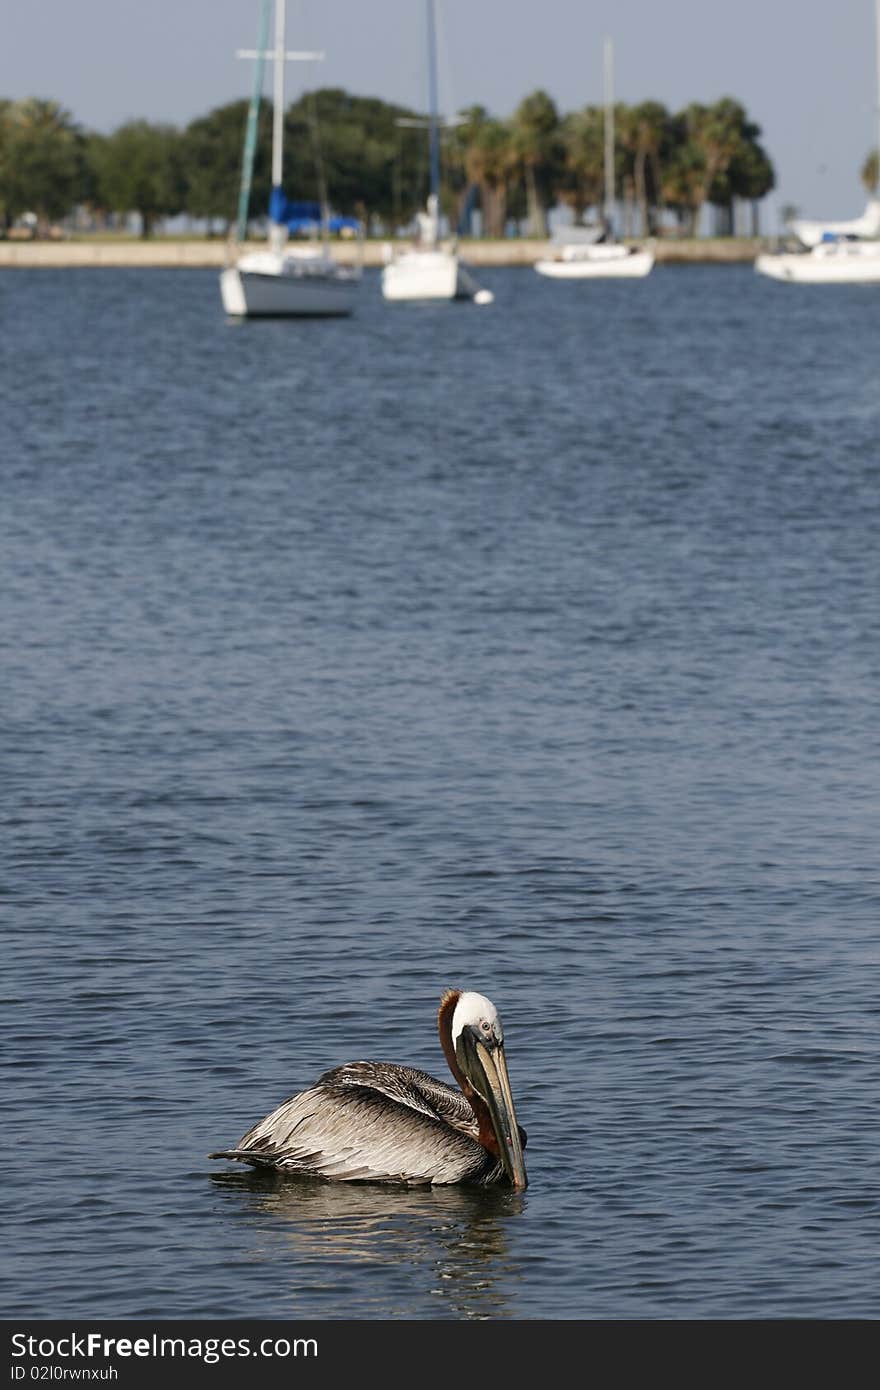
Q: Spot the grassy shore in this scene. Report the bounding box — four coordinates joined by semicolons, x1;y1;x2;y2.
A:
0;235;765;269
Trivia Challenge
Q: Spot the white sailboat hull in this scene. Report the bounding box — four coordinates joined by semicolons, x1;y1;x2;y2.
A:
534;247;655;279
534;40;653;284
381;247;479;301
755;244;880;284
220;250;359;317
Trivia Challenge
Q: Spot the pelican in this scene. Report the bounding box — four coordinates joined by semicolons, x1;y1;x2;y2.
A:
210;989;528;1188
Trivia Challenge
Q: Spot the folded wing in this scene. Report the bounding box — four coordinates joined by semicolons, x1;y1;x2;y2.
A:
210;1061;490;1185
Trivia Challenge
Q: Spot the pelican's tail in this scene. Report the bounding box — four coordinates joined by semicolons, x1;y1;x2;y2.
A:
209;1148;277;1167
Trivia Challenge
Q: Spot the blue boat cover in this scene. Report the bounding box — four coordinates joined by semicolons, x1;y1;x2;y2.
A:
269;186;361;233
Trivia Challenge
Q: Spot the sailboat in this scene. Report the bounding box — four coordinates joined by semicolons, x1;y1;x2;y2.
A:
381;0;493;303
220;0;360;318
755;1;880;284
535;37;654;279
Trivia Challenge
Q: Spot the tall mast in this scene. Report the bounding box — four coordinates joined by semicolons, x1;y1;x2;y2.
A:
272;0;286;190
235;3;324;249
875;0;880;191
603;36;615;231
427;0;441;203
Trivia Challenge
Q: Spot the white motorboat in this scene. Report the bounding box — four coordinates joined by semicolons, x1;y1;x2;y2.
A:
535;37;654;281
754;235;880;284
755;1;880;285
220;0;360;318
381;1;492;305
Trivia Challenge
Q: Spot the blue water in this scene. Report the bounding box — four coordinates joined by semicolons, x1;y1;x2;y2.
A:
2;264;879;1319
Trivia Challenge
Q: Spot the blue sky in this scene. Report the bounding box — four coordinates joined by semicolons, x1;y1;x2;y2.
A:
2;1;878;223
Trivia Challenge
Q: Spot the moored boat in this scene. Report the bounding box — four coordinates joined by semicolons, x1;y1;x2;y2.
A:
221;0;360;318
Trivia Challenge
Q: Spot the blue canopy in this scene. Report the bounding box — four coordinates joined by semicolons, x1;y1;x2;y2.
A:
269;186;361;234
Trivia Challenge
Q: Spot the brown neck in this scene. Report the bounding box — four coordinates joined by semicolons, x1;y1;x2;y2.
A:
437;989;499;1157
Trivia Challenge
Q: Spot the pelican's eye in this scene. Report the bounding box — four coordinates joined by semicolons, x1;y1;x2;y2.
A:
480;1020;492;1034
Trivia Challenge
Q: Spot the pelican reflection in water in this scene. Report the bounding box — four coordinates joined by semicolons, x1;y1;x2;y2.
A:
210;1169;525;1318
210;989;527;1188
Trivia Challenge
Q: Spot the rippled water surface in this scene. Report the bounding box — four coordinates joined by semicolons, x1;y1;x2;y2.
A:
2;264;879;1319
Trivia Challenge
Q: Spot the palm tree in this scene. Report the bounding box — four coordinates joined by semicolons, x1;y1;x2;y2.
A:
557;106;605;222
511;90;561;236
724;137;775;235
455;106;516;238
664;98;752;235
861;149;879;195
618;101;669;235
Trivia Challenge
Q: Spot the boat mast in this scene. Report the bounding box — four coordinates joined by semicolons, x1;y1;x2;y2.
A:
235;0;271;243
603;36;615;233
425;0;442;241
272;0;286;199
875;0;880;192
427;0;441;203
236;2;324;253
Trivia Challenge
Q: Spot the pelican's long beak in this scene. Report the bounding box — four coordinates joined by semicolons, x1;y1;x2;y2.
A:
459;1031;528;1189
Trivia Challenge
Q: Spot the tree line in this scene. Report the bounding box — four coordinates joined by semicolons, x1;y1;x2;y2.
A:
4;86;869;241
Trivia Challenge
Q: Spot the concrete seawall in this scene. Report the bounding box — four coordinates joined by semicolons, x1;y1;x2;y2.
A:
0;237;765;269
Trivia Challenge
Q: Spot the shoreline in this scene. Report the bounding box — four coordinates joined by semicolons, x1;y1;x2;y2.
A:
0;236;765;269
